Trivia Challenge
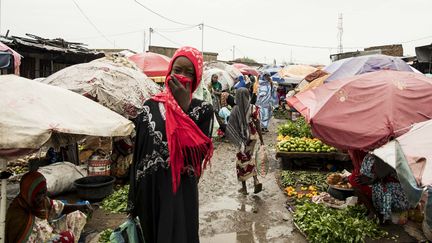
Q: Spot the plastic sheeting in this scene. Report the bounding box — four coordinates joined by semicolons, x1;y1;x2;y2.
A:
42;57;161;119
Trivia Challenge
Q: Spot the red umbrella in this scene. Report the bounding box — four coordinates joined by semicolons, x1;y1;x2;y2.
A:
129;52;171;77
287;70;432;151
232;63;259;76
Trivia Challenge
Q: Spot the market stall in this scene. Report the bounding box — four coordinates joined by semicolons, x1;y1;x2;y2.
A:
0;75;134;242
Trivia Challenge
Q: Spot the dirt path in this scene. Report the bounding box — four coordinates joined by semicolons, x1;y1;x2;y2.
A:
84;118;306;242
198;119;306;243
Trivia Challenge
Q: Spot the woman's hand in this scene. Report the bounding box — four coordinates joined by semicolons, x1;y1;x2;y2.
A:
168;75;191;112
354;174;374;185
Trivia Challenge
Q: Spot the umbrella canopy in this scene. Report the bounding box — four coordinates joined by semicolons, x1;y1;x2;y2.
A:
0;75;134;152
278;65;317;80
128;52;171;77
202;68;235;90
294;70;330;93
374;119;432;187
297;74;330;93
262;66;282;76
325;54;415;83
205;61;242;80
0;42;21;75
287;70;432;151
232;63;260;76
42;58;161;119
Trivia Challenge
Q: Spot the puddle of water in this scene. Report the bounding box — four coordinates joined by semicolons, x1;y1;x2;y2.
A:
201;231;254;243
200;197;253;213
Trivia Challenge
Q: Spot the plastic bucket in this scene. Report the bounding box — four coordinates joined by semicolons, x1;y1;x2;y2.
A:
88;155;111;176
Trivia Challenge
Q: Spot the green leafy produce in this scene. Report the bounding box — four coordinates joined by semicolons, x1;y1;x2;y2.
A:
294;203;387;243
280;170;328;191
277;117;313;138
98;228;113;243
273;107;290;119
277;137;337;153
101;185;129;213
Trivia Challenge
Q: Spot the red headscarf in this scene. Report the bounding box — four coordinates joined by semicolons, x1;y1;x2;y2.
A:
152;46;213;193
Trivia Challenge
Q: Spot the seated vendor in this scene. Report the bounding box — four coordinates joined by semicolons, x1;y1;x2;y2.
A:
354;153;410;223
6;171;92;243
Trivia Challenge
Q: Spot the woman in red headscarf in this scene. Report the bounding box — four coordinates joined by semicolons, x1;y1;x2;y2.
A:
128;47;214;243
6;171;91;243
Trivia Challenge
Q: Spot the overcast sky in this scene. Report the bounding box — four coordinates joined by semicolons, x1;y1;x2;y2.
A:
2;0;431;65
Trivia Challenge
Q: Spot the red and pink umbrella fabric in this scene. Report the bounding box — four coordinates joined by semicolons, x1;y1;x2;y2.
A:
0;42;21;75
129;52;171;77
287;70;432;151
232;63;259;76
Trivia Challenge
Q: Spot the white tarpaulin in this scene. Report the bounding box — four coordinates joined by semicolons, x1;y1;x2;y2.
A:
374;119;432;187
42;56;161;119
0;75;134;151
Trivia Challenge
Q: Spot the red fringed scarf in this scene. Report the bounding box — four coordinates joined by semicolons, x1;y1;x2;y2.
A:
152;46;213;193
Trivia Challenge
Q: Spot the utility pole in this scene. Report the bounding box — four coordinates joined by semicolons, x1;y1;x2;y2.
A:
0;0;2;35
290;49;293;64
143;30;146;52
232;45;235;61
200;23;204;54
149;27;153;51
337;13;343;54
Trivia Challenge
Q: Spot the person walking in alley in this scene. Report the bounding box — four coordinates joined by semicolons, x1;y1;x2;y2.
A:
226;87;264;195
128;46;214;243
256;72;276;132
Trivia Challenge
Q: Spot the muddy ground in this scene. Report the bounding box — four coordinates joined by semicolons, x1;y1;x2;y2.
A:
6;118;419;242
84;118;306;242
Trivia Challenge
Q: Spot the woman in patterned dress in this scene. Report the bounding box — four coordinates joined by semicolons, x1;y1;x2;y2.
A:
226;87;264;195
356;153;410;223
6;171;90;243
128;47;214;243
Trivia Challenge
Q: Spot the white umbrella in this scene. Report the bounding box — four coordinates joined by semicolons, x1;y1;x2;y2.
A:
374;120;432;187
202;68;235;90
0;75;134;241
42;57;161;119
204;61;243;80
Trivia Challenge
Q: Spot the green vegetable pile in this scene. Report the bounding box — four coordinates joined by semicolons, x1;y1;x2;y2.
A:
101;185;129;213
294;203;387;243
280;170;328;191
277;117;312;138
98;228;113;243
277;137;337;153
273;107;290;119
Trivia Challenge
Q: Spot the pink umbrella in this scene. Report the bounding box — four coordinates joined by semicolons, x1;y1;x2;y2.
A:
0;42;21;75
287;70;432;151
232;63;259;76
129;52;171;77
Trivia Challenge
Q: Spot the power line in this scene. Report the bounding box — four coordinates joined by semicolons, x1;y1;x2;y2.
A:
401;35;432;44
71;0;114;46
152;30;183;47
206;24;363;50
154;25;199;33
69;29;145;41
132;0;367;50
133;0;196;27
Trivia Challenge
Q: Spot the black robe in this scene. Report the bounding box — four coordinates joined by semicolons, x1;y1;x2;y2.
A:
128;98;213;243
